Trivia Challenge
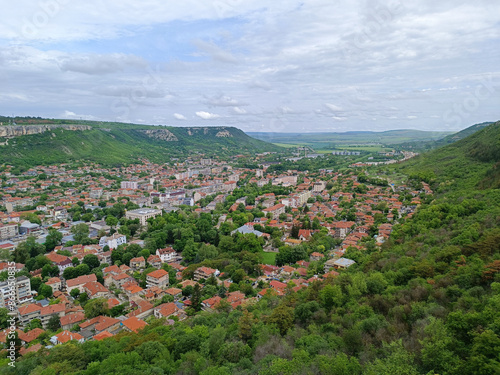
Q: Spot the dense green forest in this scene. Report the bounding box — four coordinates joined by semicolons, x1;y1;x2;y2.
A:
2;122;500;374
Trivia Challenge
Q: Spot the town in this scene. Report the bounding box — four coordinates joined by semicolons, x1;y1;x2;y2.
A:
0;154;432;355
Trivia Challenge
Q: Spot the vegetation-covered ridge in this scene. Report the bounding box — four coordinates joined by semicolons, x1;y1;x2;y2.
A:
0;117;281;168
396;120;500;190
3;122;500;374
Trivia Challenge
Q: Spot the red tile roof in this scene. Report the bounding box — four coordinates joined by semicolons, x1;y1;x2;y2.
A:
121;316;147;333
54;330;83;344
93;330;114;341
147;269;169;279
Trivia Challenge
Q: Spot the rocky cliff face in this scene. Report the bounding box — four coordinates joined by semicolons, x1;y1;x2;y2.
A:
139;129;178;141
0;125;92;137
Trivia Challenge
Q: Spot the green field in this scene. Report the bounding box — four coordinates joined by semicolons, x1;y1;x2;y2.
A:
261;251;277;265
272;143;303;148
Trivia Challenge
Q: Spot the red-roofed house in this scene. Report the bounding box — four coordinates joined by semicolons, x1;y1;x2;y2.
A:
66;274;97;293
51;330;84;345
310;252;324;261
202;296;222;311
146;269;169;288
154;302;182;319
60;312;86;330
194;266;218;281
93;330;114;341
121;316;147;333
83;281;110;299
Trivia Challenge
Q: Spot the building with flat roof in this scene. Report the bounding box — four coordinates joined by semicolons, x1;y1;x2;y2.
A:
125;208;162;225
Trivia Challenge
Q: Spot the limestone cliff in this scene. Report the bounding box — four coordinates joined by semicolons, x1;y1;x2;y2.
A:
0;125;92;137
139;129;178;141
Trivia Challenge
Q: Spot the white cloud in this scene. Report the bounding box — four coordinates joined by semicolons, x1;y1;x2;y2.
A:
60;54;146;75
325;103;343;112
174;113;187;120
233;107;247;114
203;94;243;107
62;110;97;120
195;111;220;120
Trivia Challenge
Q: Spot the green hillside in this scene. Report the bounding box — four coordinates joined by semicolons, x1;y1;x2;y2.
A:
396;120;500;191
435;122;494;147
0;118;281;168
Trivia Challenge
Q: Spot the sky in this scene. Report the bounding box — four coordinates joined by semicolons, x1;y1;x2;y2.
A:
0;0;499;133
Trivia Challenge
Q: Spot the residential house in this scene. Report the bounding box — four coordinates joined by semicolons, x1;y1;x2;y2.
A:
194;266;218;282
130;256;146;270
146;269;169;289
66;274;97;293
202;296;221;311
79;316;121;338
40;303;66;328
121;316;147;333
51;330;84;345
83;281;110;299
164;287;182;300
147;255;162;269
156;247;177;263
154;302;182;320
45;252;72;273
60;312;86;330
262;203;286;219
127;299;154;320
309;252;324;261
99;233;126;249
45;277;62;292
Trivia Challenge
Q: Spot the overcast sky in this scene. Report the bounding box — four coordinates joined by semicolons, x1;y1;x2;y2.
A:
1;0;499;132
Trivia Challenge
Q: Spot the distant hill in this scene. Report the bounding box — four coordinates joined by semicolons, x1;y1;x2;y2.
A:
0;118;281;168
397;120;500;190
248;129;452;148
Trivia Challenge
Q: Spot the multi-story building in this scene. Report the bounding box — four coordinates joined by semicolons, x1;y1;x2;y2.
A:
120;181;138;190
125;208;162;226
156;247;177;263
0;224;18;240
99;233;127;249
146;269;169;289
194;266;218;282
0;276;33;308
262;203;286;219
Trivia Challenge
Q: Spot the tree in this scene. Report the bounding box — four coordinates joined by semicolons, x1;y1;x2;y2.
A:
320;284;343;311
267;303;294;335
238;309;256;342
84;297;110;318
41;264;59;278
63;267;78;280
47;315;60;331
27;319;43;331
45;229;63;251
191;284;202;312
82;254;100;270
70;288;80;299
39;284;53;299
364;341;418;375
71;223;89;244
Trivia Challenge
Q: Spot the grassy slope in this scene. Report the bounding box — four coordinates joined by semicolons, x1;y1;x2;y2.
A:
0;120;281;168
395;121;500;191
